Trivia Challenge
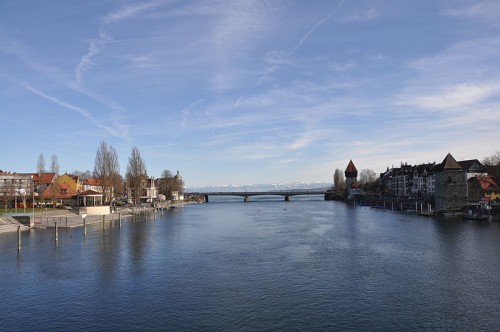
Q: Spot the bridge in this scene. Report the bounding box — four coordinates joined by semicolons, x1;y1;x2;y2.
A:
187;190;329;202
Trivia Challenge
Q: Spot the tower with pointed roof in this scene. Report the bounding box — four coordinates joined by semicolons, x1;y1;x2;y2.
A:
434;153;467;211
174;170;182;182
345;160;358;190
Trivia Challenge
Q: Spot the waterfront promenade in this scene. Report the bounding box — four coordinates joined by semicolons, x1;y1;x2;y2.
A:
33;209;132;228
0;208;145;233
0;201;196;234
0;215;29;234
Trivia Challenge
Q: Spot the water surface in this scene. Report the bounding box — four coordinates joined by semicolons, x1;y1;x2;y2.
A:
1;196;499;331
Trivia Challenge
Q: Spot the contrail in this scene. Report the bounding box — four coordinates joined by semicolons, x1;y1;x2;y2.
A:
236;0;345;107
24;84;92;119
23;84;128;139
291;0;344;54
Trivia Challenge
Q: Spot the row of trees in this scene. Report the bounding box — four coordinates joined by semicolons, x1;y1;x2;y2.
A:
36;142;183;205
94;143;183;204
125;146;147;205
94;142;122;203
37;154;60;175
333;168;378;191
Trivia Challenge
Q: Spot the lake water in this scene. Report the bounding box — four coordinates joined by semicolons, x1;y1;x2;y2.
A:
1;196;499;331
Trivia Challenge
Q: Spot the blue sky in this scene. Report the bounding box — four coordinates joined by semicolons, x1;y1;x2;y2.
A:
1;0;499;187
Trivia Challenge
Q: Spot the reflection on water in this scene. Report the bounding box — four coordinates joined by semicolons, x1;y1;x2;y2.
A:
1;197;499;331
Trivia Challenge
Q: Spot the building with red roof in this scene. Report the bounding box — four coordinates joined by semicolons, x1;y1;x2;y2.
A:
468;176;499;202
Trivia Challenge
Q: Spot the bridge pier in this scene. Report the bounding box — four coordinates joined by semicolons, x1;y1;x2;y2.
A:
244;196;249;202
285;196;289;202
204;195;209;203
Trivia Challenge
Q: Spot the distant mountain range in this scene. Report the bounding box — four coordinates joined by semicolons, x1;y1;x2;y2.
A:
187;182;333;193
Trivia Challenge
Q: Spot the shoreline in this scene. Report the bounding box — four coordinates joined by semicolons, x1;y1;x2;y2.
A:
33;203;199;229
33;210;133;229
2;201;201;232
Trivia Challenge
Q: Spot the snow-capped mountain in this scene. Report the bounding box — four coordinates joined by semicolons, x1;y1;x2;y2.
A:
187;182;333;193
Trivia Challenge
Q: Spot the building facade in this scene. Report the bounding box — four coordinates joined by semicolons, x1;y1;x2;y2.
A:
410;163;436;199
0;171;33;208
467;176;499;202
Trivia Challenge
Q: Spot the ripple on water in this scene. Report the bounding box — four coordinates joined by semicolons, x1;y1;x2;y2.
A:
1;200;499;331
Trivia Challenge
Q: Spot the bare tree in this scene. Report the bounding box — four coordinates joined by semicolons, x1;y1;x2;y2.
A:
333;168;346;190
483;151;500;182
359;168;378;192
157;170;183;199
162;170;173;178
18;188;28;213
1;178;15;210
126;146;147;205
37;154;46;174
74;170;92;179
36;154;46;208
483;151;500;165
176;172;185;194
111;172;124;197
50;154;60;175
93;141;120;204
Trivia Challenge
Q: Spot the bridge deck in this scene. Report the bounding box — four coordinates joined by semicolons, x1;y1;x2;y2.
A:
188;191;328;202
200;191;326;196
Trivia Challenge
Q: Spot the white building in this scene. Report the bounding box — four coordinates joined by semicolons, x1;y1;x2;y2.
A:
0;171;33;207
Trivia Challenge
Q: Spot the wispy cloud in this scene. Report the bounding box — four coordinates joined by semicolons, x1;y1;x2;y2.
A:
180;98;206;131
340;8;380;23
279;159;298;164
232;146;280;161
76;0;173;83
23;84;128;139
1;33;130;140
395;37;500;112
24;84;92;119
410;37;500;75
444;1;500;25
407;83;500;110
286;130;327;151
244;0;345;101
3;1;500;185
0;35;68;83
74;38;102;83
292;0;344;54
103;0;171;24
